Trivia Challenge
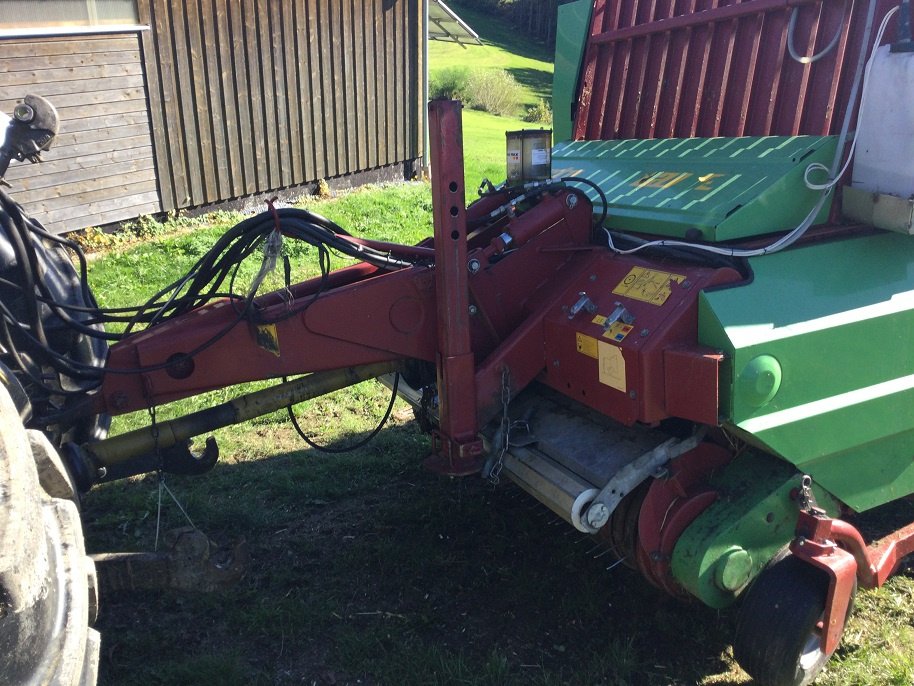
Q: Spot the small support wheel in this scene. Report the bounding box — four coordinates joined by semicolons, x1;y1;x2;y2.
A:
733;554;853;686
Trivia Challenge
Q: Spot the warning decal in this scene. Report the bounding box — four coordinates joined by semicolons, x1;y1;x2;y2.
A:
603;322;634;342
612;267;686;306
576;333;598;359
255;324;281;356
598;341;626;392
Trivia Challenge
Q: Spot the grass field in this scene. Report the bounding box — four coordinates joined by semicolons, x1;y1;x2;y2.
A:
77;6;914;686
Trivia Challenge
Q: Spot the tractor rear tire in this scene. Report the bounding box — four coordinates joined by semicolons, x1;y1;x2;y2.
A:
0;382;99;685
733;554;850;686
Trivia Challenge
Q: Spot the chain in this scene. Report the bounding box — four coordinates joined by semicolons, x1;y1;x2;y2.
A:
797;474;823;514
487;367;513;485
148;404;198;551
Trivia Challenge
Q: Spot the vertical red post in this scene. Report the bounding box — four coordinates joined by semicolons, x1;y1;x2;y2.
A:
425;100;483;475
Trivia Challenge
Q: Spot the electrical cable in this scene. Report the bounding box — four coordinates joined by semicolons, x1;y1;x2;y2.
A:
287;372;401;453
559;176;609;228
788;0;853;64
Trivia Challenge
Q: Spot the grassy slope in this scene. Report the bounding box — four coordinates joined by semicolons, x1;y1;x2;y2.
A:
429;1;553;190
428;0;554;110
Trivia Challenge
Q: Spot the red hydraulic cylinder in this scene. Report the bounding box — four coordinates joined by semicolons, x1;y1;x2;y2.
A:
425;100;484;475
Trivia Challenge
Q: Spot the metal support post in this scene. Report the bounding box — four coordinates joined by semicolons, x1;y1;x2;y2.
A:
425;100;484;475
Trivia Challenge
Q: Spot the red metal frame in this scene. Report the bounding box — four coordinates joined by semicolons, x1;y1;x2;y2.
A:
791;508;914;654
92;102;630;471
91;101;737;483
425;101;484;474
636;442;733;595
574;0;898;141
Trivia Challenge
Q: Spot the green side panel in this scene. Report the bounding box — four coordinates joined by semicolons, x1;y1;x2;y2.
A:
552;0;592;143
699;232;914;511
551;136;836;241
671;451;840;609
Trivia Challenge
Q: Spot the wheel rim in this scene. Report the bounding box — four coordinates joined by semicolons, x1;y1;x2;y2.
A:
798;624;824;672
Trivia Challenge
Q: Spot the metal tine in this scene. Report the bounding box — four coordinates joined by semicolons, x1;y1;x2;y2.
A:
606;557;627;572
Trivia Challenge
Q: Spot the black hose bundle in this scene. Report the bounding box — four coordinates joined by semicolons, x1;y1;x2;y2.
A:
0;194;429;436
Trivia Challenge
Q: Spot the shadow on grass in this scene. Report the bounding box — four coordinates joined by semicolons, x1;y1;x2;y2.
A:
84;420;746;686
508;66;553;101
448;0;554;64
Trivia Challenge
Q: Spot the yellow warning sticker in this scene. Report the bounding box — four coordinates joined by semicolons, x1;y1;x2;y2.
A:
576;333;599;359
603;322;634;342
255;323;281;357
598;340;626;392
612;267;686;306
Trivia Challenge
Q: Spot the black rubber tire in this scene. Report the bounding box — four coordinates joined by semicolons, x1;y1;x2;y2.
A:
0;383;99;685
733;554;851;686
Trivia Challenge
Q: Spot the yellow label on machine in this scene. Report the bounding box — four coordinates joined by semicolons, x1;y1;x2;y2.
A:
255;324;281;357
598;340;626;392
576;333;599;359
613;267;686;306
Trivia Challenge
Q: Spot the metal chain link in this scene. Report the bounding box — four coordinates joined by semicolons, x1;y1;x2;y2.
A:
148;404;198;551
487;367;513;485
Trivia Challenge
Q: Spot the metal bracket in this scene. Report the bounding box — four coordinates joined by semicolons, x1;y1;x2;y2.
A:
602;302;635;330
568;291;598;319
580;429;706;533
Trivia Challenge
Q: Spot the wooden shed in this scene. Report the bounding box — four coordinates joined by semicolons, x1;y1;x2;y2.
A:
0;0;424;234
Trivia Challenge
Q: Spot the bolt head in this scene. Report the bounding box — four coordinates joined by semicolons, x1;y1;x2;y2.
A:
586;503;609;528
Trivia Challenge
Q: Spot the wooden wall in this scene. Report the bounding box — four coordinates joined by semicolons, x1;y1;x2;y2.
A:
0;33;161;233
137;0;425;212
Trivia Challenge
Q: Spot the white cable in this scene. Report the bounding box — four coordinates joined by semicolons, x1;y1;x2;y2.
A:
804;6;900;191
602;2;898;260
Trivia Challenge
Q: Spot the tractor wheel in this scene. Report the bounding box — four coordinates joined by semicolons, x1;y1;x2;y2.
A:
0;383;99;685
733;554;852;686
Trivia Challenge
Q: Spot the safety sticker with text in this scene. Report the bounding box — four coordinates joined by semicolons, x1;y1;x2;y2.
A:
612;267;686;306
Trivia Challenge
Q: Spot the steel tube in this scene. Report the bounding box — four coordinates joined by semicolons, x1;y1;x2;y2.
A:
86;361;401;467
591;0;824;45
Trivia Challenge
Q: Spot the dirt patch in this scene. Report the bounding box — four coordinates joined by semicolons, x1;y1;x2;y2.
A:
89;467;748;685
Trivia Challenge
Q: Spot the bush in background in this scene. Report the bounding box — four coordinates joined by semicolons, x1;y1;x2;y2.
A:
464;69;524;117
429;66;471;100
523;99;553;125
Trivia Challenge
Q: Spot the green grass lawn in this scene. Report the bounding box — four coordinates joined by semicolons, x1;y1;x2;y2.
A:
429;0;553;116
428;2;553;190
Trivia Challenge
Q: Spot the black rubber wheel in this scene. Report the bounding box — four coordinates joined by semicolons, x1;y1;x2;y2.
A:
733;554;852;686
0;383;99;685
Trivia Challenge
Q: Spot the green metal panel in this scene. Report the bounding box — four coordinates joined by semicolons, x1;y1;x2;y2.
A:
552;136;836;241
670;451;841;609
552;0;591;143
699;232;914;511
